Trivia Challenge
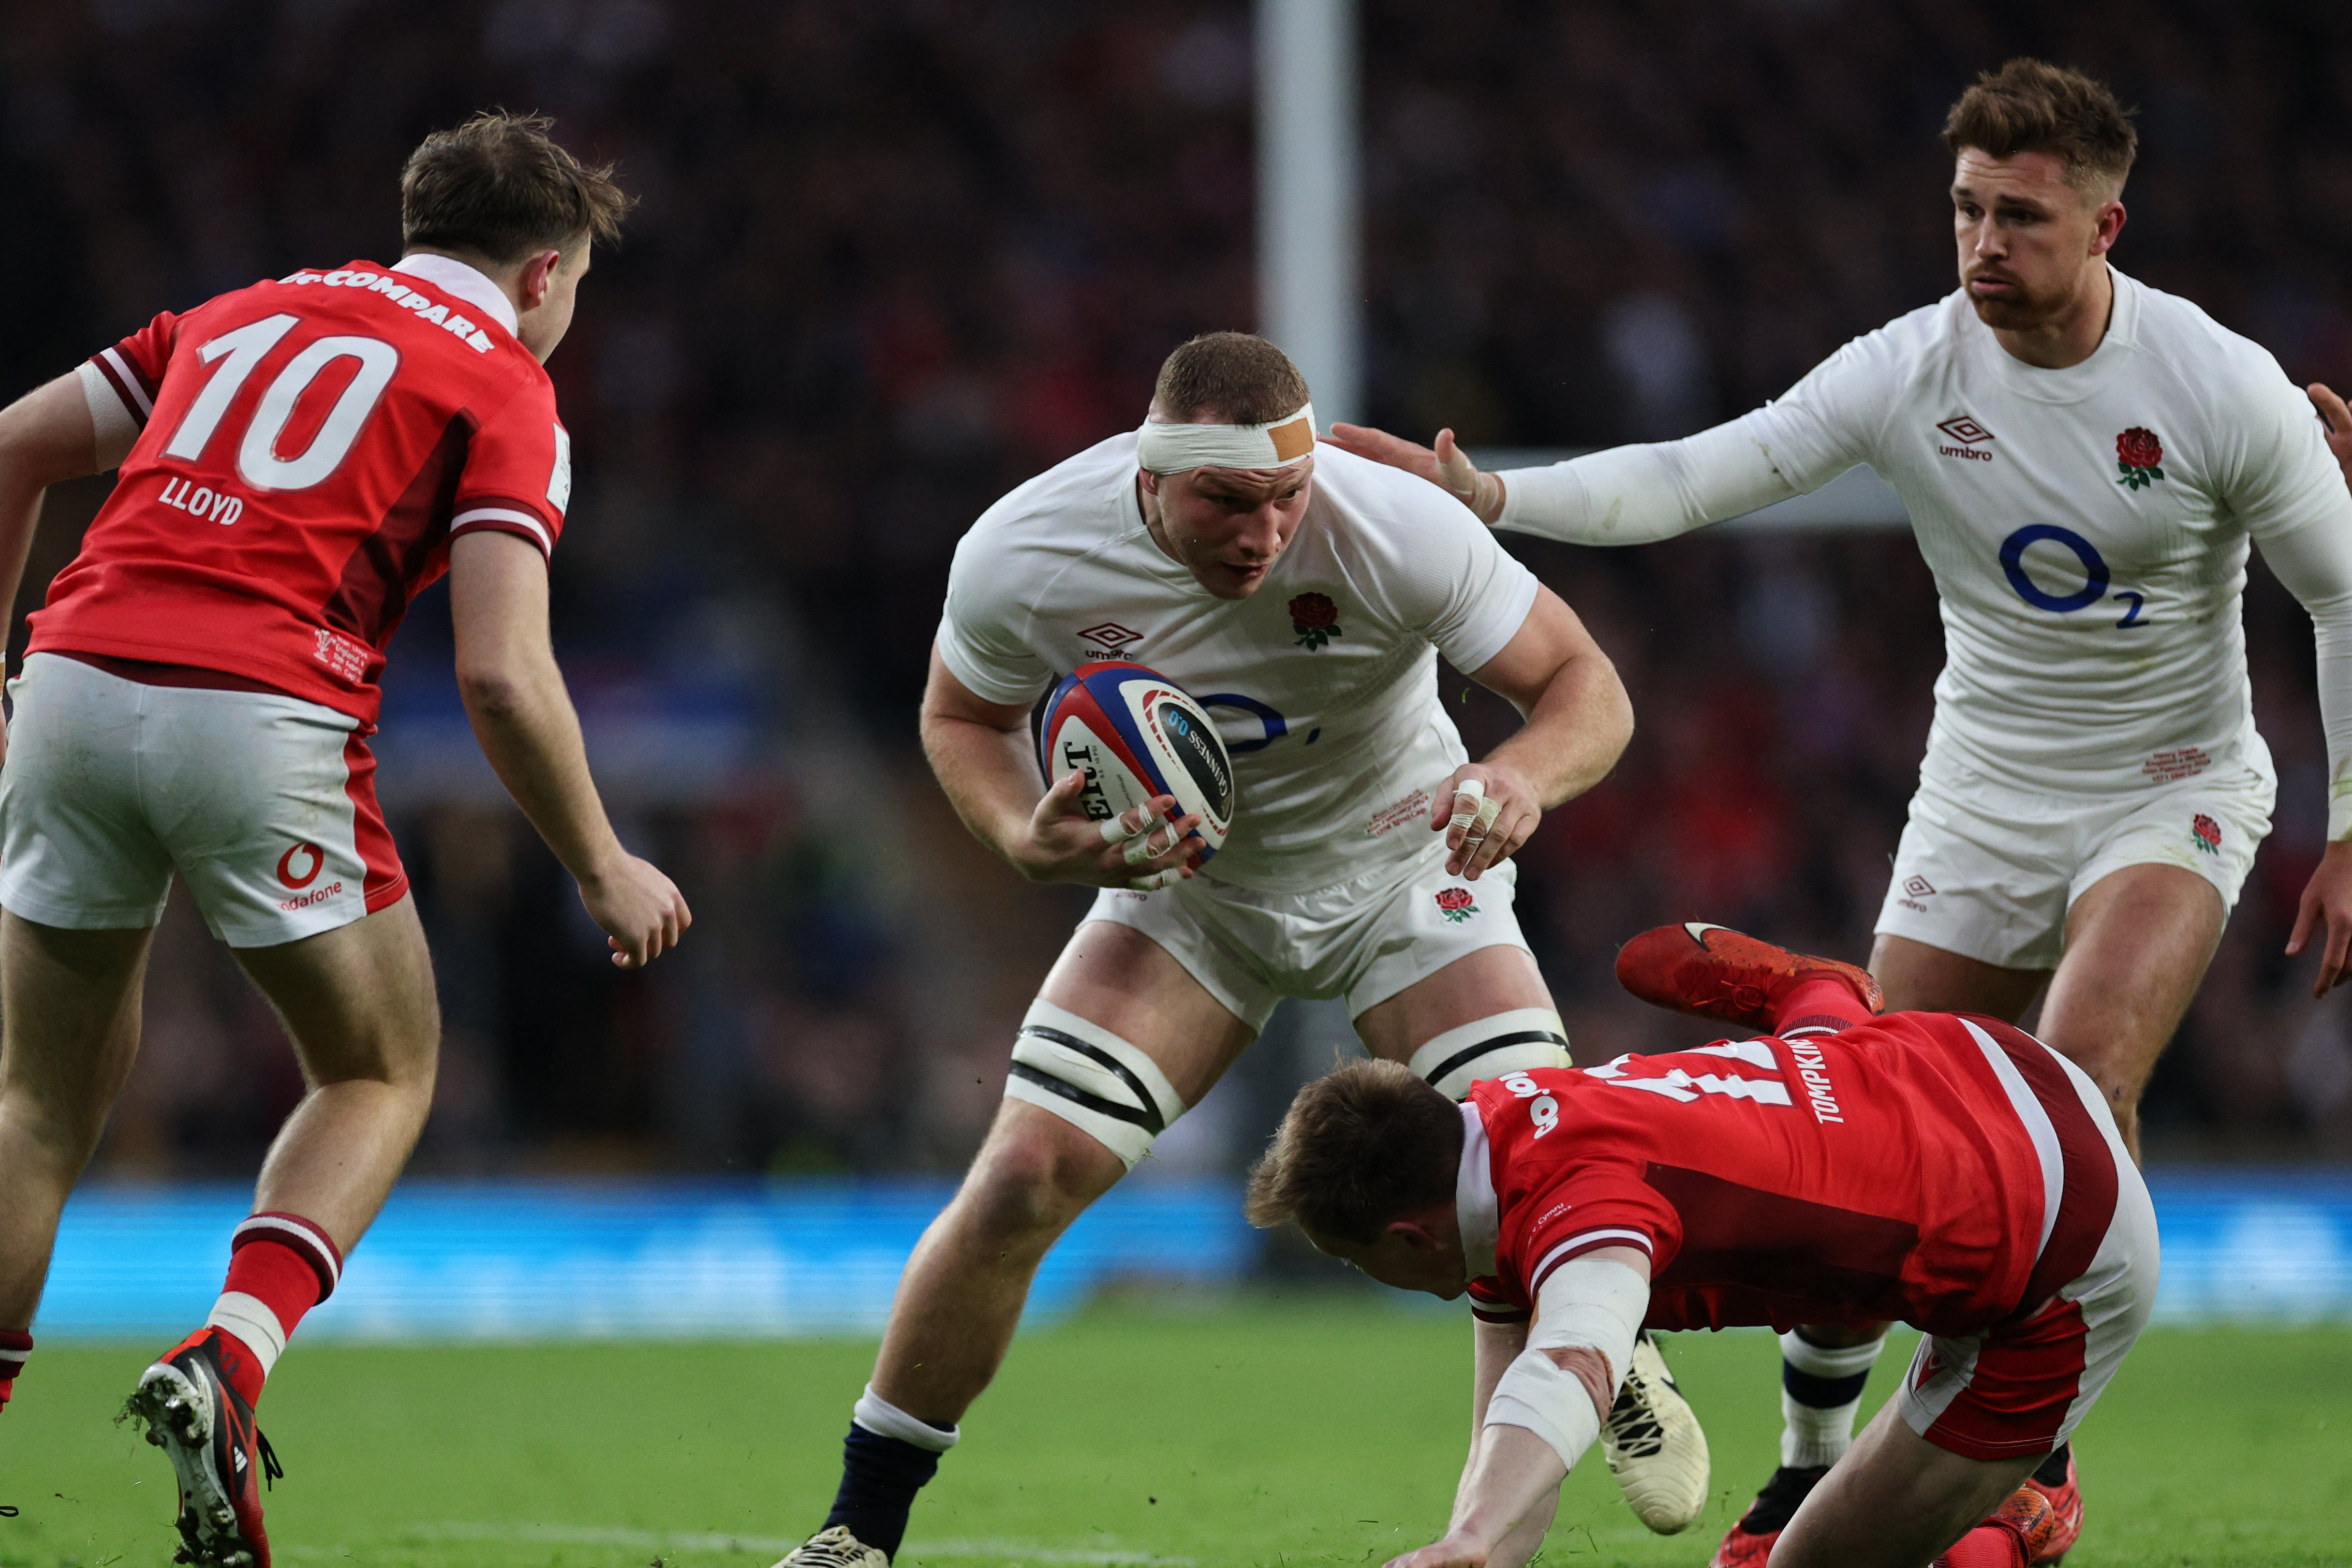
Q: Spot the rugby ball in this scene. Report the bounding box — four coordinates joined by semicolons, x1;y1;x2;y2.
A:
1039;660;1236;862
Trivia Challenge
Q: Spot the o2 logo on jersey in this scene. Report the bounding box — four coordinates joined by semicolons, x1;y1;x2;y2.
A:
1499;1070;1560;1138
1998;525;2146;629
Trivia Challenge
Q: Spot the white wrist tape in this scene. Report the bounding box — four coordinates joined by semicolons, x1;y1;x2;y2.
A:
1484;1255;1650;1472
1485;1348;1602;1473
1136;403;1317;474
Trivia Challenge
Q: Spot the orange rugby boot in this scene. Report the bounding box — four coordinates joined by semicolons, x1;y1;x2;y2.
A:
1933;1483;2061;1567
123;1328;282;1567
2021;1444;2082;1562
1708;1463;1828;1568
1616;923;1883;1033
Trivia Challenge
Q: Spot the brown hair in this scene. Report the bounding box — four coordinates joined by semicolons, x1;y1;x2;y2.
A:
1153;332;1312;425
1942;60;2138;199
1245;1060;1461;1243
401;111;632;264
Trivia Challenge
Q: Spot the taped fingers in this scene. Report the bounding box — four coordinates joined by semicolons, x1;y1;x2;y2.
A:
1003;1000;1188;1170
1409;1008;1572;1100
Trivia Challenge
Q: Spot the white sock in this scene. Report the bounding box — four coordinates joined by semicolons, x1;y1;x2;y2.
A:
1778;1330;1884;1468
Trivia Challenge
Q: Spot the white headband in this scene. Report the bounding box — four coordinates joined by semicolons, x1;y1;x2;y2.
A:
1135;404;1317;474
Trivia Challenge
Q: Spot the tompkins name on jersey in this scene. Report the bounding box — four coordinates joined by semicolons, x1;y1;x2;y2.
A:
938;437;1540;894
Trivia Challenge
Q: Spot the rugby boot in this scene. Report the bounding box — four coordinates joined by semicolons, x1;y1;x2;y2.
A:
122;1328;281;1567
1616;923;1883;1032
773;1525;891;1567
1708;1464;1828;1568
1600;1330;1709;1533
2021;1444;2082;1563
1933;1483;2062;1567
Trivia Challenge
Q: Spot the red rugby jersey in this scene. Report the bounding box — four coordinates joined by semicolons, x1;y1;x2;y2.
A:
1463;1012;2117;1339
32;259;570;725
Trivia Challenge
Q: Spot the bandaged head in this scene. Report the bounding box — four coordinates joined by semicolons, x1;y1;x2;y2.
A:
1135;404;1317;475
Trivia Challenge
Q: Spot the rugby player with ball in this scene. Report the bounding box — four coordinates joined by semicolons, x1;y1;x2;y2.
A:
777;333;1663;1568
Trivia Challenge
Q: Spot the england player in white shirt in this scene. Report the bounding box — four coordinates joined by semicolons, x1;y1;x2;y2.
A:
1329;58;2352;1568
775;334;1672;1568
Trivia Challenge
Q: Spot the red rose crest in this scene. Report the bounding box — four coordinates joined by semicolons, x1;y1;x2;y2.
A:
2191;812;2221;855
2116;427;2165;490
1289;591;1343;649
1434;885;1479;922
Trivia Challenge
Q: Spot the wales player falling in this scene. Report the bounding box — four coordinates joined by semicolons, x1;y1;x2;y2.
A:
1330;58;2352;1564
1249;922;2156;1568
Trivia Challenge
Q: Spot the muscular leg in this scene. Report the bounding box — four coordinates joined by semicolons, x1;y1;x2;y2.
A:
2036;863;2224;1158
1770;1400;2038;1568
231;894;441;1252
0;916;156;1329
871;921;1255;1425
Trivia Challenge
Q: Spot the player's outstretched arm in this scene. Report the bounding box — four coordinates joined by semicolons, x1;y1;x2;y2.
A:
448;530;691;968
1433;587;1634;879
1329;412;1811;547
1454;1318;1557;1568
1389;1248;1651;1568
919;645;1203;890
0;374;104;762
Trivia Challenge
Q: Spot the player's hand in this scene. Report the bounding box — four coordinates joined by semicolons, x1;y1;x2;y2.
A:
2286;839;2352;996
1325;424;1507;525
1430;764;1540;880
1014;770;1203;889
1383;1534;1488;1568
577;853;692;969
2309;383;2352;494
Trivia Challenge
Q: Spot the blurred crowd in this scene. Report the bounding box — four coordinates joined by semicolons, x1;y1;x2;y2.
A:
4;0;2350;1177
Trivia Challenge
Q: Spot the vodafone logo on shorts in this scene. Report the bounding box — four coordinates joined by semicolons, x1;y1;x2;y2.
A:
278;842;326;889
275;842;345;909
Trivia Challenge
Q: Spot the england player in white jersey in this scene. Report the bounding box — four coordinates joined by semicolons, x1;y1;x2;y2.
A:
775;334;1671;1568
1328;58;2352;1568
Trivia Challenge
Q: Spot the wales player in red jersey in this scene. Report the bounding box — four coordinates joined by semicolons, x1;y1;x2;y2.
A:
0;113;688;1566
1248;924;2154;1568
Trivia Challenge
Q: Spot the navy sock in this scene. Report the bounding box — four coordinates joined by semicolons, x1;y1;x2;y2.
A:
2032;1441;2072;1487
824;1424;944;1558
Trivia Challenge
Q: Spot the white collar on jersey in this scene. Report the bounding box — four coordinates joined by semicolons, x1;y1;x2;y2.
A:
392;253;520;336
1456;1100;1499;1280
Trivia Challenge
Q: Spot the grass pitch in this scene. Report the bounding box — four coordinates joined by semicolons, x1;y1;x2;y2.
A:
2;1299;2346;1567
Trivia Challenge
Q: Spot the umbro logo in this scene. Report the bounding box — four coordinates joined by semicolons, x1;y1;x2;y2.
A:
1935;417;1994;462
1077;622;1142;651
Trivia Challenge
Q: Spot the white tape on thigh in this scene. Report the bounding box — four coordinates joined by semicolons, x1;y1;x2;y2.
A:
1409;1008;1571;1100
1004;1000;1188;1169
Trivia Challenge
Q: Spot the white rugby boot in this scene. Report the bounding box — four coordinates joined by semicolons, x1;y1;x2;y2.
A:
1600;1330;1711;1534
773;1525;890;1567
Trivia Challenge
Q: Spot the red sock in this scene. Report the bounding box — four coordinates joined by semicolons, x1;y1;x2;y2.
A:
1933;1523;2030;1568
202;1212;342;1408
0;1328;28;1412
1772;975;1874;1037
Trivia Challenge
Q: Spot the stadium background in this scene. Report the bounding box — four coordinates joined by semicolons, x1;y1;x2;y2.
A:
6;0;2352;1349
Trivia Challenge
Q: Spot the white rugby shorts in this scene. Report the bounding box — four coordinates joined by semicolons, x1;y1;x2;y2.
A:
1082;842;1532;1029
0;652;408;946
1874;746;2273;971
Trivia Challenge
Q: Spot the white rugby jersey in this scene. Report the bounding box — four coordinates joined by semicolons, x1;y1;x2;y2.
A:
1499;268;2352;834
938;436;1541;893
